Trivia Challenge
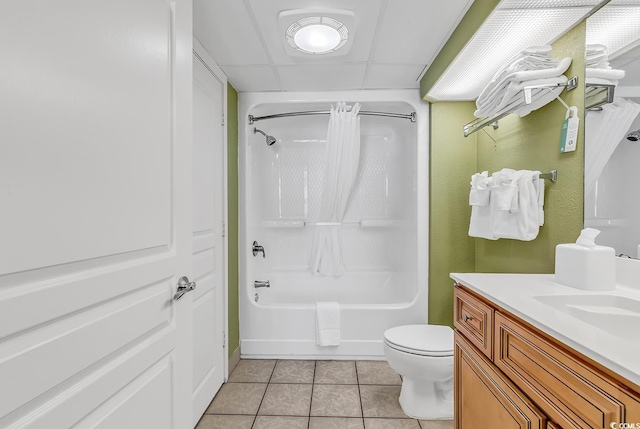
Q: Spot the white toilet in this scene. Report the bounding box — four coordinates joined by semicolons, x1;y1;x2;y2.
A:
383;324;454;420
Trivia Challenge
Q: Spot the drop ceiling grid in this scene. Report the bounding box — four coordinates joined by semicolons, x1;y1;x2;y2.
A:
194;0;485;92
372;0;474;65
193;0;270;66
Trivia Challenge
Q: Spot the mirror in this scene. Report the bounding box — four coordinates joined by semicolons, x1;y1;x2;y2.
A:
585;1;640;258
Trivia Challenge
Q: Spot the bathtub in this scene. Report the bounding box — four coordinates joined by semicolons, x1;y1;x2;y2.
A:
239;90;429;359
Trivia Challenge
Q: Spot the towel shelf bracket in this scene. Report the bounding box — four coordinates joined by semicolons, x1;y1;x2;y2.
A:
463;76;579;137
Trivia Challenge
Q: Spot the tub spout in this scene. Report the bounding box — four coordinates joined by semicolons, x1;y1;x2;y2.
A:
252;241;266;258
254;280;270;288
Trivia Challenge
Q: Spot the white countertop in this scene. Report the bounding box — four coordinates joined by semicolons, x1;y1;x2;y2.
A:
450;272;640;387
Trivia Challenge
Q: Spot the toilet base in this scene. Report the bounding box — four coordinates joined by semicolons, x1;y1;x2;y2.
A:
398;377;453;420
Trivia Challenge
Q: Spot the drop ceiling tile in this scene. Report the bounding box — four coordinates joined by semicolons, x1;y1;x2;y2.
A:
276;63;367;91
194;0;270;66
221;66;281;92
364;64;424;89
372;0;474;64
248;0;382;64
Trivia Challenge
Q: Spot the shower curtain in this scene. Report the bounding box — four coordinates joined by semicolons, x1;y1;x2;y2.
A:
585;97;640;197
309;102;361;276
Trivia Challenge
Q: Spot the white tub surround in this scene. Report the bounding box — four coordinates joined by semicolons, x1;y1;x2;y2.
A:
450;272;640;387
239;90;429;359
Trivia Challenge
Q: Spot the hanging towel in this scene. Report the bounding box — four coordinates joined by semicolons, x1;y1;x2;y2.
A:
468;172;497;240
309;102;361;276
469;204;498;240
537;177;545;226
492;170;542;241
316;302;340;346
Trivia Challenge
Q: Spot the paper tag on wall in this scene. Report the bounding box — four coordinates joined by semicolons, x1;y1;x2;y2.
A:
560;106;579;153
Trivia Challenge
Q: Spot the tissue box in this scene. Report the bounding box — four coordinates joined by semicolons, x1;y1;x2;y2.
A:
555;243;615;291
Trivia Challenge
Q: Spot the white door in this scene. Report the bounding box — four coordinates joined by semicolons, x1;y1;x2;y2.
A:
0;1;194;428
191;50;226;424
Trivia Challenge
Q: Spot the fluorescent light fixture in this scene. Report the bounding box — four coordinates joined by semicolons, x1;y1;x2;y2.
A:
286;17;348;54
587;0;640;59
279;9;354;57
426;0;604;101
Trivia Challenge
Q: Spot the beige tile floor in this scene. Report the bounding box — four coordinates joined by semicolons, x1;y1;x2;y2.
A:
196;359;454;429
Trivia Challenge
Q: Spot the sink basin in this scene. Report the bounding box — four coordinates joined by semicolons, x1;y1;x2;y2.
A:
533;294;640;341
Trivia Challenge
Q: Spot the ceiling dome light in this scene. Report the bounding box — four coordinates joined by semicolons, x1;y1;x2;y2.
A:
286;17;349;55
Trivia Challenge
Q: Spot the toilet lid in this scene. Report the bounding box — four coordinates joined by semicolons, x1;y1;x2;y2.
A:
384;324;454;357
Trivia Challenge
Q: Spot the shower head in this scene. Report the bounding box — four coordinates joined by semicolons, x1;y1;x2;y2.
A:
627;129;640;142
254;127;276;146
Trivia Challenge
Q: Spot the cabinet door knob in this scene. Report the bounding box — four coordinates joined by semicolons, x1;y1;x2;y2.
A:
462;314;473;322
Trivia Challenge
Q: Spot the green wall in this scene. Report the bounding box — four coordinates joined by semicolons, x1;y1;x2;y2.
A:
429;102;478;327
227;83;239;358
427;23;586;326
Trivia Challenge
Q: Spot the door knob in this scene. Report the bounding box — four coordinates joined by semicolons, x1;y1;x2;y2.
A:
174;276;196;300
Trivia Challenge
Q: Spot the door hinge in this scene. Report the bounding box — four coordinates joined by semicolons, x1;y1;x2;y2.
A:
223;331;226;348
221;110;225;126
222;222;226;237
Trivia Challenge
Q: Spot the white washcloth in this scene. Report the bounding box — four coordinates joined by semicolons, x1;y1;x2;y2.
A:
491;168;518;211
469;171;490;206
316;302;340;346
492;170;542;241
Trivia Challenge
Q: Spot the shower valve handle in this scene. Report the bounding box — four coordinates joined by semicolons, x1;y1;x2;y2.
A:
252;241;266;258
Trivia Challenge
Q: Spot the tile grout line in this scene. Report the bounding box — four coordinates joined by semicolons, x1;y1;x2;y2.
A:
250;360;277;429
307;360;317;429
354;361;366;428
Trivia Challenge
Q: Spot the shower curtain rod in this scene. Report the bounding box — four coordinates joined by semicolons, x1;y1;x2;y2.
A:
248;110;416;124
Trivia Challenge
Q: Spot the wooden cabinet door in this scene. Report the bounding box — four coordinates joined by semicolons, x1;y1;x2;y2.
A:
455;332;547;429
494;312;640;428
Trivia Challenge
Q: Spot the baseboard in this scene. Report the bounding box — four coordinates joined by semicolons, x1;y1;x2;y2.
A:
228;346;241;378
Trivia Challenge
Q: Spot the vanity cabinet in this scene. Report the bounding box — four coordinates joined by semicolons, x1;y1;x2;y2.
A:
454;285;640;429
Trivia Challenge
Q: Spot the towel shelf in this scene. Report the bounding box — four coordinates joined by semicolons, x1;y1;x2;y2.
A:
585;83;615;111
463;76;579;137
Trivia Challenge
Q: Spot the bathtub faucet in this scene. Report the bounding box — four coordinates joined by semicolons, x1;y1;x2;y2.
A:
252;241;266;258
254;280;270;288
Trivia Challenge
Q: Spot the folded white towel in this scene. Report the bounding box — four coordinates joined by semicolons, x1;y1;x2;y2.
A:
516;85;565;117
316;302;340;346
477;57;572;110
586;67;625;80
475;76;568;118
585;77;619;87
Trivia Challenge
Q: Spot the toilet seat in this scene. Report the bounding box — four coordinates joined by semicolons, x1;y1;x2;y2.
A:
384;324;454;357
